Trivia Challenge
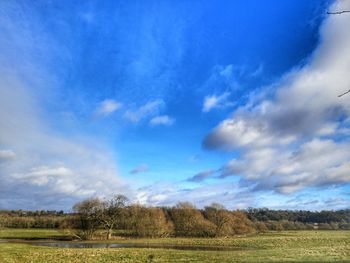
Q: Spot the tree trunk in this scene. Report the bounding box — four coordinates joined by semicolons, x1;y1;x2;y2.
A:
106;227;112;240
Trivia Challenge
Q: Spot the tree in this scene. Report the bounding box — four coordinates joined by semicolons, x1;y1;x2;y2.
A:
230;211;256;235
204;203;233;236
327;10;350;15
99;195;129;240
128;205;174;237
170;202;216;237
254;221;268;233
71;197;103;240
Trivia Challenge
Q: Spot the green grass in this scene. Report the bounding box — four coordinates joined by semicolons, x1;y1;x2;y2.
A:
0;228;69;240
0;229;349;262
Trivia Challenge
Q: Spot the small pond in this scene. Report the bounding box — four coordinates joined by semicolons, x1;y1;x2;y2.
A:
29;242;237;251
0;239;240;251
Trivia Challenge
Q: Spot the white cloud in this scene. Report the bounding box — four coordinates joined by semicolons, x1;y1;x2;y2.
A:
0;12;129;209
188;154;201;163
124;99;165;123
221;139;350;194
219;64;233;79
135;178;349;210
203;0;350;194
149;115;175;126
13;166;73;186
0;150;16;160
202;92;231;113
95;99;122;116
135;181;254;209
0;75;128;209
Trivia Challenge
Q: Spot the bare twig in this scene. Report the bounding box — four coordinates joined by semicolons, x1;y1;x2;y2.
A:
327;10;350;15
338;90;350;97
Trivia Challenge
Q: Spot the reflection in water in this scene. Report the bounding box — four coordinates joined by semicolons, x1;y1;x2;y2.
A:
31;243;131;249
29;242;238;251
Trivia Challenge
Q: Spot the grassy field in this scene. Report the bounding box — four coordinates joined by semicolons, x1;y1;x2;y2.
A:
0;229;349;262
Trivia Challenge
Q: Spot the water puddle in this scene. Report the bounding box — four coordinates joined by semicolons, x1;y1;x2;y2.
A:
1;239;243;251
29;241;238;251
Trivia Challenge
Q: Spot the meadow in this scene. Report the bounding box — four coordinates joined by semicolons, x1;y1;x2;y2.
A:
0;229;349;262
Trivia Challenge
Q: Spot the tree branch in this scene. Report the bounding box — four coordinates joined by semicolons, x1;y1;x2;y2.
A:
338;90;350;98
327;10;350;15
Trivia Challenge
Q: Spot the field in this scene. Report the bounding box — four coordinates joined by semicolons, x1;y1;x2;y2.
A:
0;229;349;262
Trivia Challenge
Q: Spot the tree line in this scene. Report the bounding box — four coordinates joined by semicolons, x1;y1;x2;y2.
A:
246;208;350;224
1;195;349;240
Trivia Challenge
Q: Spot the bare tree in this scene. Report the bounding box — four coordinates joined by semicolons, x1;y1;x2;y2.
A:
71;197;103;240
204;203;232;237
99;195;129;240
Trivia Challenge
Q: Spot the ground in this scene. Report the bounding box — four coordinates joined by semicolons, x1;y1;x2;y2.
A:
0;229;349;262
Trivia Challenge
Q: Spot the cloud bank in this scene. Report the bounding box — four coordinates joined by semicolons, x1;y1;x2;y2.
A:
203;0;350;195
0;75;127;209
0;4;127;210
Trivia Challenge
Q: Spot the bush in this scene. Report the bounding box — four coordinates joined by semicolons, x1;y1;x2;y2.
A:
128;206;174;237
255;221;268;233
170;203;216;237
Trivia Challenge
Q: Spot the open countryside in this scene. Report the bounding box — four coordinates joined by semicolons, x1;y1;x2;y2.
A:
1;0;350;262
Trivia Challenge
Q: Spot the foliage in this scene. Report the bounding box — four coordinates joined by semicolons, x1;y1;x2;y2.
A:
169;202;216;237
246;208;350;223
70;197;103;240
204;204;255;236
1;200;350;240
127;206;174;237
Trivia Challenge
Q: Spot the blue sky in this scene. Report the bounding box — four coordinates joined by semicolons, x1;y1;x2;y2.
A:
0;0;349;211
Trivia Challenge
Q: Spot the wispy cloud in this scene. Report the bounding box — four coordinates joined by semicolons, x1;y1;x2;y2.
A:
0;5;129;209
149;115;175;126
0;73;131;208
0;150;16;160
187;169;216;182
94;99;122;117
0;74;128;209
188;154;201;163
124;99;165;123
135;181;254;209
202;92;231;113
130;164;149;174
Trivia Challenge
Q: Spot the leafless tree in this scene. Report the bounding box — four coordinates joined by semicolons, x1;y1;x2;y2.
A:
204;203;232;237
99;195;129;240
71;197;103;240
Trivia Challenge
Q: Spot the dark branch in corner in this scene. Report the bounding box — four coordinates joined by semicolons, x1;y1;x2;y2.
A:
338;90;350;98
327;10;350;15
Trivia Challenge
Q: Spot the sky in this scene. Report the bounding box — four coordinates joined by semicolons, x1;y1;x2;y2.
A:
0;0;349;211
